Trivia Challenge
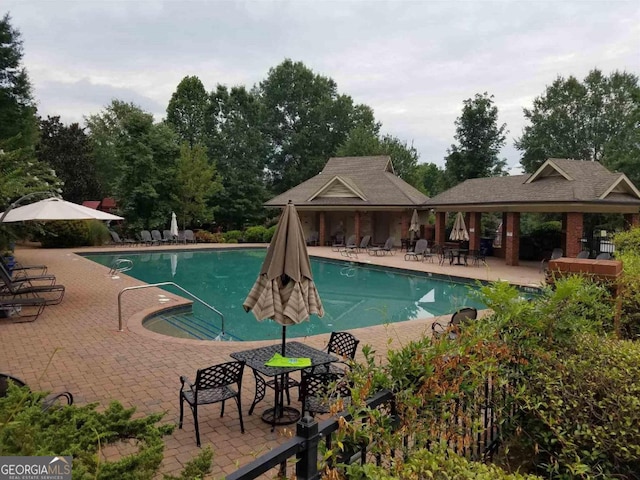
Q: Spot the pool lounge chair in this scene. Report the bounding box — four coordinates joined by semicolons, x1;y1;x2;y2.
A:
306;231;319;246
0;256;47;276
0;264;65;305
368;237;395;256
140;230;156;246
0;296;47;322
0;262;56;286
331;234;346;251
404;239;429;261
342;235;371;257
184;230;197;243
339;235;357;257
109;230;136;247
151;230;166;244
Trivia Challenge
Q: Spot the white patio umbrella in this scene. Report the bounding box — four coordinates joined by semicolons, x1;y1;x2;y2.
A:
449;212;470;242
170;212;179;238
0;198;123;222
409;209;420;241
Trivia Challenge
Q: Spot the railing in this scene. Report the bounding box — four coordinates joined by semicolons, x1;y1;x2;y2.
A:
117;282;225;338
227;373;518;480
109;258;133;275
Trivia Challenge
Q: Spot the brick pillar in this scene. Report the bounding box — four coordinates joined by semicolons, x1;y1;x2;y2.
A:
354;211;361;243
505;212;520;266
563;212;583;258
319;211;326;247
468;212;482;251
435;212;446;245
401;211;408;240
624;213;640;230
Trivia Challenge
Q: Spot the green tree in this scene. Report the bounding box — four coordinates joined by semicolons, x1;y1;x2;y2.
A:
36;116;100;204
166;75;209;147
174;143;221;228
337;125;420;184
0;13;38;149
257;59;376;193
444;92;507;187
414;162;446;196
206;85;269;229
516;70;640;182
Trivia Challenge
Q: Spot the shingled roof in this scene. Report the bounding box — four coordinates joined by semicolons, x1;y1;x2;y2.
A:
429;158;640;213
266;156;429;208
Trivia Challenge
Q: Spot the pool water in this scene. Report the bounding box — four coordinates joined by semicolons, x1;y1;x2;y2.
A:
85;249;486;341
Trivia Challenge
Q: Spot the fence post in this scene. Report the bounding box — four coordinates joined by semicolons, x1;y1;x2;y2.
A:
296;415;320;480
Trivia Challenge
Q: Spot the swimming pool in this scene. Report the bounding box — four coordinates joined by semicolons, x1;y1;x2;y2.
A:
85;249;486;341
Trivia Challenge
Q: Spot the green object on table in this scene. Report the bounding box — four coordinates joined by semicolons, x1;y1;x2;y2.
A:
265;353;312;368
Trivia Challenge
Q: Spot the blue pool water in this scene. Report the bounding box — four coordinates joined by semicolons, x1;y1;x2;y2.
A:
84;249;486;341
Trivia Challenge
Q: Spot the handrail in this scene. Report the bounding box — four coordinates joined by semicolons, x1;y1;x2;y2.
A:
109;258;133;275
117;282;225;339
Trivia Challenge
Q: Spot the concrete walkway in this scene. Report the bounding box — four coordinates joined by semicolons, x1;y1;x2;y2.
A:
0;243;543;478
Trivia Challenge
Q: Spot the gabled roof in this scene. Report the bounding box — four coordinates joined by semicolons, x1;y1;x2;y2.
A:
81;201;101;210
266;156;428;208
429;158;640;213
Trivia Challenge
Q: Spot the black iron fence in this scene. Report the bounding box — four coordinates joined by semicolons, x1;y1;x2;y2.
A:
226;373;518;480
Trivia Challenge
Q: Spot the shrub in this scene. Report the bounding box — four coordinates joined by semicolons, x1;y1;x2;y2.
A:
514;335;640;479
195;230;224;243
613;250;640;339
223;230;243;243
0;384;212;479
86;220;110;246
613;227;640;254
243;225;267;243
39;220;90;248
263;225;277;243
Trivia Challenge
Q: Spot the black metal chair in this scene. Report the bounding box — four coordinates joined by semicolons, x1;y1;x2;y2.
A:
431;307;478;340
248;369;301;416
312;331;360;375
179;361;245;446
0;373;73;410
300;369;352;416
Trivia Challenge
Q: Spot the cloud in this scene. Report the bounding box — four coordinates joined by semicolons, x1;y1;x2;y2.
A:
6;0;639;168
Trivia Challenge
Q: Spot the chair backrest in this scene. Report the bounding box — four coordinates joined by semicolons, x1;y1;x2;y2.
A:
596;252;612;260
109;230;121;243
301;370;351;414
333;234;345;245
184;230;195;241
0;373;26;397
451;307;478;326
327;331;359;360
383;237;395;250
345;235;356;247
0;263;19;292
551;248;563;260
414;239;428;254
163;230;173;240
177;231;186;242
141;230;152;242
194;361;244;394
151;230;162;241
576;250;590;259
359;235;371;248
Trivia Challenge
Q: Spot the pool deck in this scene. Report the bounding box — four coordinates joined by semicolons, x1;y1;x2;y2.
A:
0;243;544;478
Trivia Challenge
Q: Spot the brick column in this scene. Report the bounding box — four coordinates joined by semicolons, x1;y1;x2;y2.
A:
468;212;482;251
435;212;446;245
624;213;640;230
319;211;326;246
505;212;520;266
563;212;583;258
354;211;361;243
401;211;408;240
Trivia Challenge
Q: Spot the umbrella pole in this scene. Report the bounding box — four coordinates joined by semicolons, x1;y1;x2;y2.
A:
281;326;286;356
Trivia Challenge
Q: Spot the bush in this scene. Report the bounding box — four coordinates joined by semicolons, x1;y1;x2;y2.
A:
346;447;541;479
514;335;640;478
528;221;562;255
613;250;640;339
613;227;640;254
195;230;224;243
86;220;110;246
39;220;90;248
0;384;212;479
223;230;243;243
263;225;277;243
243;226;267;243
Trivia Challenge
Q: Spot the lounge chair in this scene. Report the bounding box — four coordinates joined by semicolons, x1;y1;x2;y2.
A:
431;307;478;340
151;230;164;244
109;230;136;247
184;230;197;243
0;264;65;305
177;231;186;244
140;230;156;246
0;296;47;322
162;230;176;244
331;234;346;251
342;235;371;258
0;262;56;286
0;256;47;276
306;231;319;246
0;373;73;409
368;237;395;256
404;239;429;261
339;235;357;257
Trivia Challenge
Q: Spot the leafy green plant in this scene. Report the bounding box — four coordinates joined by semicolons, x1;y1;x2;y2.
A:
243;225;268;243
0;384;212;479
38;220;91;248
263;225;277;243
194;230;224;243
85;220;110;246
223;230;243;243
613;227;640;254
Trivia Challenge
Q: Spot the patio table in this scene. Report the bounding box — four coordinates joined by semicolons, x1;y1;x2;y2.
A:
230;341;336;430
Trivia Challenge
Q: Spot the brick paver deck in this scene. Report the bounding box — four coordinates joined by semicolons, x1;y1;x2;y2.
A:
0;244;543;478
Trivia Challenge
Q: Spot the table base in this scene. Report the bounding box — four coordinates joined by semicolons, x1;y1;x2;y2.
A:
261;406;301;426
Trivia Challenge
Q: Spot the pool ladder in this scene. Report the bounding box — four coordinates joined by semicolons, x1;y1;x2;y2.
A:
109;258;133;275
117;282;226;340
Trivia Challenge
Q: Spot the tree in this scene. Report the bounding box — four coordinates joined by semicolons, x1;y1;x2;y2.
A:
337;125;420;185
174;143;221;228
0;13;38;149
516;70;640;182
257;59;377;194
444;92;507;187
206;85;269;229
414;162;446;197
166;76;209;147
36;116;100;204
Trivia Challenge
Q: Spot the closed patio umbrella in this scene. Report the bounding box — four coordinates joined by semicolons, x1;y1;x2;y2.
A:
170;212;179;238
1;198;123;222
409;209;420;241
449;212;470;242
243;201;324;355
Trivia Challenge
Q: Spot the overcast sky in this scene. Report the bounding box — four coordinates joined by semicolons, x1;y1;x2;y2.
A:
5;0;639;171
